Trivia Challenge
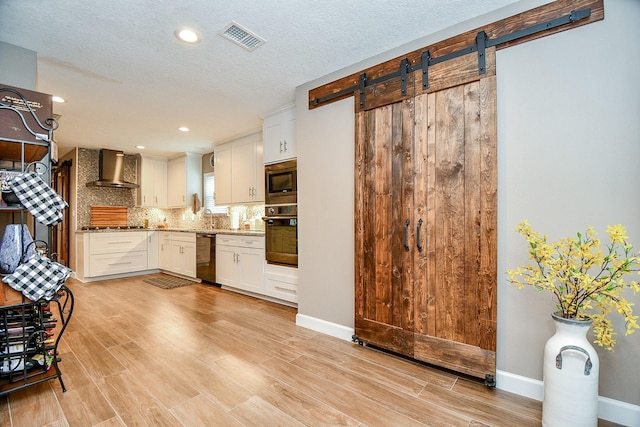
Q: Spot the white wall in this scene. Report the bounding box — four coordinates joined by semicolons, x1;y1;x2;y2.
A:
296;0;640;409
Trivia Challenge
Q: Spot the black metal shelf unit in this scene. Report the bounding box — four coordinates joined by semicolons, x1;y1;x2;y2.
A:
0;86;74;395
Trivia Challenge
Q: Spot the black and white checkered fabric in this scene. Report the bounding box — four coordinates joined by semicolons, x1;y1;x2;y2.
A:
8;172;68;226
2;254;71;301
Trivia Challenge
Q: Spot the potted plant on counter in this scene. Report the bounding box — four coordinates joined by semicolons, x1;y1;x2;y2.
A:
507;220;639;427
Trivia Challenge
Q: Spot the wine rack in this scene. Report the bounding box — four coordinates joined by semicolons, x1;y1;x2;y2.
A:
0;286;73;394
1;85;74;395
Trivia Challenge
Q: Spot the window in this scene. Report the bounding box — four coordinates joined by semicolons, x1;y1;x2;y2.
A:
203;172;227;214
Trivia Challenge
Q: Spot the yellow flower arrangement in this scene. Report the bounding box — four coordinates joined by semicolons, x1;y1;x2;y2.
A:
507;220;640;350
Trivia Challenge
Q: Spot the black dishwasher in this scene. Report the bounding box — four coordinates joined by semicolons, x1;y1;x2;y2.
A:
196;233;217;285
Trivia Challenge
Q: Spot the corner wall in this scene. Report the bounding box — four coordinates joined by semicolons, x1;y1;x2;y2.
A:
0;41;36;90
295;0;640;417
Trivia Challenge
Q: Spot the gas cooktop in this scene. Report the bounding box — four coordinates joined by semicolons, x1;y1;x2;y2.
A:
81;225;145;230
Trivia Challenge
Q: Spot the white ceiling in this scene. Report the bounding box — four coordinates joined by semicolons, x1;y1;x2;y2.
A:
0;0;520;158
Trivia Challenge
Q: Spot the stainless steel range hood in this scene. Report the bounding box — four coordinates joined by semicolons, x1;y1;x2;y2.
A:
86;149;140;189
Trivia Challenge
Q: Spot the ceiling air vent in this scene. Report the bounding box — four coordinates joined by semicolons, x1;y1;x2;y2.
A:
219;22;265;52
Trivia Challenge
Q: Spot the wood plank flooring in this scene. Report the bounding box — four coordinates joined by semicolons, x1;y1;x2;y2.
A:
0;274;620;426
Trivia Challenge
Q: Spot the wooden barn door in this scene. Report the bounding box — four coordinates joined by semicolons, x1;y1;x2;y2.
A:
354;99;416;356
354;50;497;380
412;75;497;379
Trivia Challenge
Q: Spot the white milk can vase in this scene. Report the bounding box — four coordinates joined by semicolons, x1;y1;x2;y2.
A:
542;313;599;427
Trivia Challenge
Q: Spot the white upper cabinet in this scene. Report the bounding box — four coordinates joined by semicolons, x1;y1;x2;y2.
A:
167;153;202;208
137;155;168;207
214;133;263;205
213;143;232;205
263;106;296;164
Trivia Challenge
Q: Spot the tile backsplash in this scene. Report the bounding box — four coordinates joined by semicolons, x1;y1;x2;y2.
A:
77;148;137;226
77;148;264;230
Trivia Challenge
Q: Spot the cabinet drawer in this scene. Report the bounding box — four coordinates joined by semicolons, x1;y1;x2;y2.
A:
89;232;147;254
265;275;298;303
89;251;148;276
169;231;195;243
216;234;264;249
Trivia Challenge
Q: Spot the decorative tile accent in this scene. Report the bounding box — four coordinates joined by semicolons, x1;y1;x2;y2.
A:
77;148;137;227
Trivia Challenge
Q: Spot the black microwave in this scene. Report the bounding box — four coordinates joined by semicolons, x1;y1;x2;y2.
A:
265;159;297;205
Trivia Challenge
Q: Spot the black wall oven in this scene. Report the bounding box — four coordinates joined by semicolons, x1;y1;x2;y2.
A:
263;204;297;267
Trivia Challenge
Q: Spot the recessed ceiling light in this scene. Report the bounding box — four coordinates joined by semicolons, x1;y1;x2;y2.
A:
135;145;145;149
175;29;200;44
178;126;190;132
52;96;66;103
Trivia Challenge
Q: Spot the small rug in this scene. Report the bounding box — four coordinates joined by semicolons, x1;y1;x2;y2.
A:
143;275;197;289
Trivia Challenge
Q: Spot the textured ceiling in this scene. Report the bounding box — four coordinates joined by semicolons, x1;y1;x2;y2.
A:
0;0;520;158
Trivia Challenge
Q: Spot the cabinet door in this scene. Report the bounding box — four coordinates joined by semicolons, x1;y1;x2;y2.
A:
264;116;283;164
237;246;264;293
215;244;238;287
147;231;159;269
181;241;197;278
138;157;167;207
254;138;265;201
169;240;184;274
167;157;186;207
216;137;262;204
139;157;155;206
184;153;202;207
167;154;201;208
214;144;232;205
159;234;172;270
263;107;296;164
281;110;296;159
231;138;256;203
153;159;168;207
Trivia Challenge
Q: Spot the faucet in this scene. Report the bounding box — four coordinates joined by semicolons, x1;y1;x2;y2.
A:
203;208;214;229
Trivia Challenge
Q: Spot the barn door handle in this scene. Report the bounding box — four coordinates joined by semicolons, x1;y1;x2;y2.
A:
416;219;423;252
403;219;410;252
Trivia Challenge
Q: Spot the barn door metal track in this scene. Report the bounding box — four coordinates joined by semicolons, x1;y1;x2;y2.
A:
311;8;591;107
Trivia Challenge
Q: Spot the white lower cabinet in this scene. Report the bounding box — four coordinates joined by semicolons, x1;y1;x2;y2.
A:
78;231;150;279
159;232;196;278
89;252;148;277
216;235;265;294
264;264;298;304
170;234;196;278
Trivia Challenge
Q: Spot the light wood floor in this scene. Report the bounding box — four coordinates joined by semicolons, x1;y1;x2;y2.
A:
0;274;620;426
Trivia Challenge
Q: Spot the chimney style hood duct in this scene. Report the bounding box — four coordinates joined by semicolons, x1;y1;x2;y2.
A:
86;149;140;189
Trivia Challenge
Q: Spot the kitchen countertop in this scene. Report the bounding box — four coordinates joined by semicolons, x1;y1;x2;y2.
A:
76;227;265;236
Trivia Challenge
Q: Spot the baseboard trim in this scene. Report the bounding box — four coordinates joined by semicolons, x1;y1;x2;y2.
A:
496;370;640;426
72;269;161;283
295;313;354;341
295;314;639;426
